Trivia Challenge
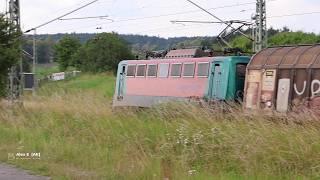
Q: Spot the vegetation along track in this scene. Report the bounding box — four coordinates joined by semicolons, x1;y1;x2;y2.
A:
0;74;320;179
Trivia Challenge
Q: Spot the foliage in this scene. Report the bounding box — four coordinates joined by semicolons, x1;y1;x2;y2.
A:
23;37;55;64
0;14;20;96
269;31;320;46
33;29;320;56
0;74;320;179
35;63;59;79
231;36;252;53
73;33;134;73
53;36;81;71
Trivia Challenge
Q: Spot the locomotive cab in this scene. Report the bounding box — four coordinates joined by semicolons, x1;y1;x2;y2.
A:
207;56;250;101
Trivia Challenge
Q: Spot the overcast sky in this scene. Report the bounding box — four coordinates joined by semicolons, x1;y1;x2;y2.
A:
1;0;320;38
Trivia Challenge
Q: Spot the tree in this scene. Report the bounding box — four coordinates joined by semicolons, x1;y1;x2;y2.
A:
23;37;55;64
231;36;252;53
0;14;21;97
73;32;134;73
269;31;320;46
53;35;81;71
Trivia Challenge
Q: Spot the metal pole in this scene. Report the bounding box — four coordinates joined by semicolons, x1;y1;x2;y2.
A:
254;0;267;52
33;29;37;95
258;1;263;51
8;0;23;103
16;0;23;100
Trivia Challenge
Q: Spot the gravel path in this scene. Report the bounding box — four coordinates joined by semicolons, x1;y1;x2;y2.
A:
0;164;50;180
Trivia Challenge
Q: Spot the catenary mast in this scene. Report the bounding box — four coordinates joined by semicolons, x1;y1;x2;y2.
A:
8;0;23;102
253;0;267;52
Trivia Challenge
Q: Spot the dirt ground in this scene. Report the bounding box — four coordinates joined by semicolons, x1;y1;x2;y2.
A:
0;164;50;180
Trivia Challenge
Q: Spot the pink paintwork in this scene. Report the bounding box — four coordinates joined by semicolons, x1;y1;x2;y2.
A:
126;57;212;98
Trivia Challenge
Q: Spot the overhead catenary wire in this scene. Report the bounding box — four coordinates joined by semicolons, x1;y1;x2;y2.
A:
4;0;7;13
24;0;99;33
185;0;253;41
30;0;320;37
112;1;257;23
268;11;320;19
52;1;261;33
58;15;112;21
171;20;253;25
22;0;101;23
237;11;320;22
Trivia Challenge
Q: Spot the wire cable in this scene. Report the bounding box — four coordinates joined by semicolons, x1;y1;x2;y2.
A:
111;1;257;23
186;0;253;41
58;15;112;21
268;11;320;19
42;1;258;33
24;0;99;32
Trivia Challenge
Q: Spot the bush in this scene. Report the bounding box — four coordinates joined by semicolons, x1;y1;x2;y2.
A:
0;14;21;96
53;35;81;71
73;32;134;73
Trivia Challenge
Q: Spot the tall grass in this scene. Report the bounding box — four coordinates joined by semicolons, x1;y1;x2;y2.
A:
0;74;320;179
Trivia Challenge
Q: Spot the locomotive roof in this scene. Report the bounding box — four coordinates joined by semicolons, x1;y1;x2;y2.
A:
123;56;250;65
248;44;320;69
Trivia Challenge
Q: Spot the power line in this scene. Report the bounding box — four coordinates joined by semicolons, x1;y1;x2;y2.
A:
109;0;279;23
45;1;260;33
185;0;253;48
137;23;212;34
25;0;99;32
268;11;320;19
4;0;7;13
58;15;112;21
239;11;320;21
62;1;261;31
22;0;97;23
171;20;252;25
112;2;257;23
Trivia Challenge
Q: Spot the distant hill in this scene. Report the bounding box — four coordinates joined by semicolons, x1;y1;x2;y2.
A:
28;33;216;51
23;33;217;64
23;27;320;64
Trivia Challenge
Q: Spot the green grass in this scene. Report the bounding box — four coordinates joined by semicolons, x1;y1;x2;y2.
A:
0;74;320;179
38;73;115;98
36;64;60;79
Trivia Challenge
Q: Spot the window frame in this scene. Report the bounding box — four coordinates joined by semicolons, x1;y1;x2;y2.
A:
136;64;147;77
126;64;137;77
147;64;158;78
236;63;247;78
183;62;196;78
158;63;170;78
197;62;210;78
170;63;182;78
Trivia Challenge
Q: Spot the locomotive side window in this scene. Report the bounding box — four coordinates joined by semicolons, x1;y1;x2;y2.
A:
159;63;169;78
183;63;195;77
170;63;182;77
136;64;146;77
127;65;136;77
147;64;157;77
197;62;209;77
236;64;246;77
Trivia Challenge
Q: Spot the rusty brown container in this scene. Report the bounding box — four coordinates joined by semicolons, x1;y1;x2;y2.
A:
244;44;320;112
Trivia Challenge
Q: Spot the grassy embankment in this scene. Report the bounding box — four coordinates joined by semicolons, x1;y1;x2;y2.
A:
0;73;320;179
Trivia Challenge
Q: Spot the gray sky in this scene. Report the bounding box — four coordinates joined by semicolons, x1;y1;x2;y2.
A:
1;0;320;38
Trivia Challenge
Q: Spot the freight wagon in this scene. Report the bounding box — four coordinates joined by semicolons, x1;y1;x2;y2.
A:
113;56;250;107
244;44;320;112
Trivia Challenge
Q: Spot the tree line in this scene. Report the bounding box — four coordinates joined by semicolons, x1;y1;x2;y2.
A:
54;33;134;72
3;10;320;97
0;15;20;96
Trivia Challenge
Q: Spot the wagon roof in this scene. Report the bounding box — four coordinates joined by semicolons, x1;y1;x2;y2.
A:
126;57;213;64
248;44;320;69
165;48;199;58
124;56;250;65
